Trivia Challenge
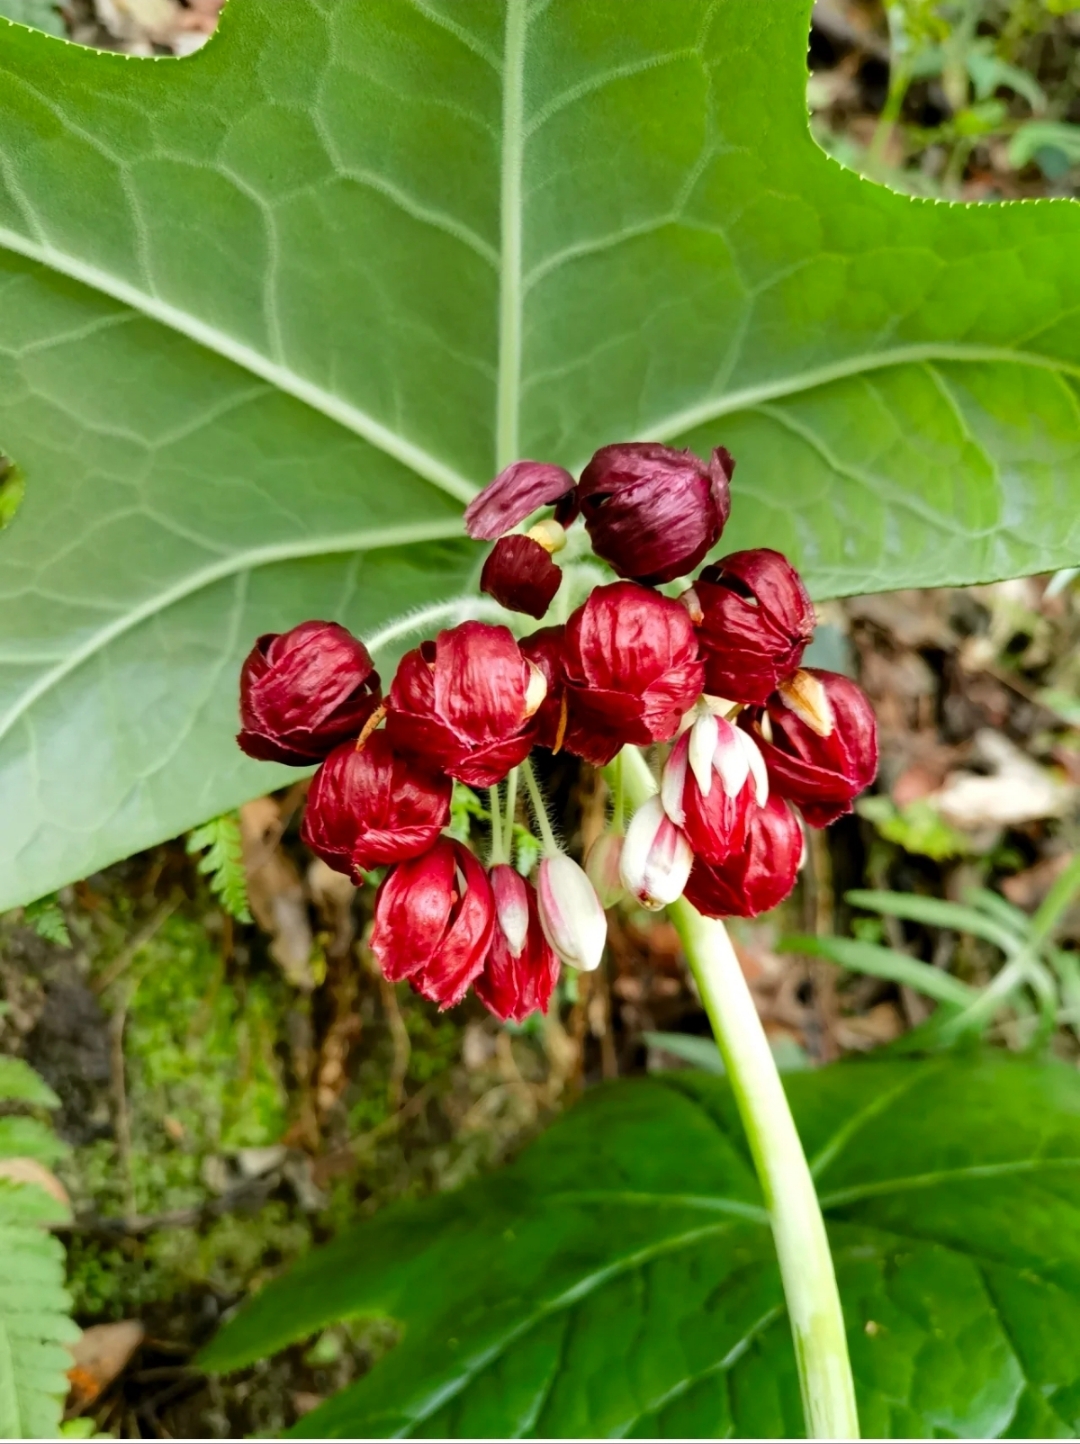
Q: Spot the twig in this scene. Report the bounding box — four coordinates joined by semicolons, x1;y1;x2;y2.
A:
378;974;411;1114
108;994;137;1225
93;895;180;994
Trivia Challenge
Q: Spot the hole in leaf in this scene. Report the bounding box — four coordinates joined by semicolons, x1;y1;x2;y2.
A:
0;454;24;532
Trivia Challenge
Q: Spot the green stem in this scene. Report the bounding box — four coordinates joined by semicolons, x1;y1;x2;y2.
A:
610;750;626;833
488;786;505;865
503;766;519;864
621;746;859;1439
521;757;559;857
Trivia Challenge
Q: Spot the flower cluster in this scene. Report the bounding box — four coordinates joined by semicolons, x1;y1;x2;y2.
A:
237;441;877;1021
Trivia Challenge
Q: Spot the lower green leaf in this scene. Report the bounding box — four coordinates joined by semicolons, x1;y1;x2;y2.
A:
203;1055;1080;1439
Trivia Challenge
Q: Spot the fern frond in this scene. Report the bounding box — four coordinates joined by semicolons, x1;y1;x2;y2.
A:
186;812;252;923
0;1054;77;1439
22;897;70;948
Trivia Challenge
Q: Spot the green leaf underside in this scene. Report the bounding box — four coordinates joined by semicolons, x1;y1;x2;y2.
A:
204;1056;1080;1439
2;2;1080;904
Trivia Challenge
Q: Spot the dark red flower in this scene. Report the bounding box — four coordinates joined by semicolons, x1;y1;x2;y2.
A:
474;865;560;1022
480;534;562;619
577;442;733;585
464;461;577;540
748;669;878;827
370;838;494;1009
519;624;568;752
237;621;381;765
385;621;546;786
560;582;704;765
684;796;803;919
301;732;451;878
689;549;815;704
661;714;768;864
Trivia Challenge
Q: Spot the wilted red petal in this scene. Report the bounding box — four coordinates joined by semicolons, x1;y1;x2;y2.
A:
410;844;495;1008
684;797;802;918
370;842;458;981
464;461;577;540
475;870;559;1022
693;549;814;704
561;582;703;764
749;670;877;826
386;624;537;786
480;534;562;619
578;443;733;585
238;620;381;765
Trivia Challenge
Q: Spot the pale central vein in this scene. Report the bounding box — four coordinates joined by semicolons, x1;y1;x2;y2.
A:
0;224;478;506
494;0;527;472
0;518;467;747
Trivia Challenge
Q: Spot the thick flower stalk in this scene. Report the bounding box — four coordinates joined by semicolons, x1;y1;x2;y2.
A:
235;435;878;1437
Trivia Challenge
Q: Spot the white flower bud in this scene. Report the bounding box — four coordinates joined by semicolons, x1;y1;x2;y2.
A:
585;832;626;909
536;854;607;972
619;796;693;911
490;863;529;958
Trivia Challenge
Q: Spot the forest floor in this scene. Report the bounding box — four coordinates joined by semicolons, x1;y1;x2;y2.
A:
2;0;1080;1436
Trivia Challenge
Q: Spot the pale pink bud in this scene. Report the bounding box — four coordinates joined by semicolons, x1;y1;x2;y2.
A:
585;832;626;908
619;796;693;911
490;863;530;959
536;854;607;972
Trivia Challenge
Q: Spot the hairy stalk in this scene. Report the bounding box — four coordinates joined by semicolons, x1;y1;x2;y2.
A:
503;766;519;863
521;757;559;856
620;745;859;1439
488;786;505;865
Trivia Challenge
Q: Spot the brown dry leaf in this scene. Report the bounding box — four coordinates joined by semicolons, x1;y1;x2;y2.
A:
1002;852;1075;911
834;1002;905;1051
0;1157;69;1208
240;799;315;991
67;1320;145;1412
931;730;1074;832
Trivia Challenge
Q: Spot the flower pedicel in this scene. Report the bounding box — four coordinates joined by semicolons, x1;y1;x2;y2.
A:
237;441;878;1019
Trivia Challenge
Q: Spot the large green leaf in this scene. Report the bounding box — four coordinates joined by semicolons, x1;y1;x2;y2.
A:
3;1;1080;906
202;1056;1080;1438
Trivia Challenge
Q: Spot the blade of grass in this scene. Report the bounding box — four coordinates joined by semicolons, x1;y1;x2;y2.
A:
779;933;977;1009
845;889;1018;954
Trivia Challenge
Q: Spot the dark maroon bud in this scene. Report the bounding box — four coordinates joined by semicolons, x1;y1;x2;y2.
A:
690;549;815;705
748;669;878;827
519;624;569;752
474;866;560;1022
300;732;451;878
385;621;547;787
560;582;704;766
578;442;733;586
684;797;803;919
371;839;494;1009
237;620;381;765
480;534;562;619
464;461;577;541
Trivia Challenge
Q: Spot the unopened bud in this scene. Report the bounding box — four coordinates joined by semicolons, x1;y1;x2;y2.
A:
778;668;834;737
536;854;607;972
620;796;693;911
585;832;626;909
526;518;568;554
490;863;529;959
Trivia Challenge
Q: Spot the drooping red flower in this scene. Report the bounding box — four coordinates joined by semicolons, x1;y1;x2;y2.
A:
748;669;878;827
684;796;803;919
385;621;546;786
688;549;815;704
474;865;560;1022
519;625;568;752
577;442;733;585
237;621;381;765
560;582;704;765
301;732;451;878
480;534;562;619
661;714;768;864
464;461;577;540
370;838;494;1009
